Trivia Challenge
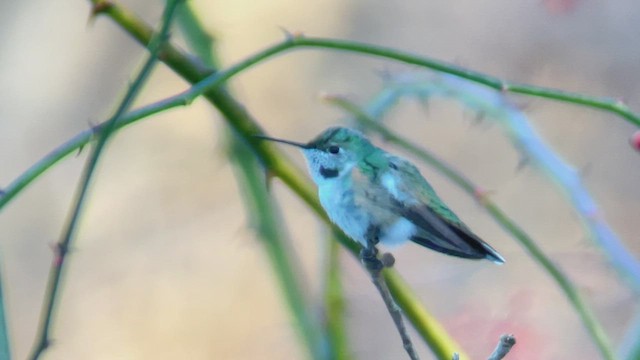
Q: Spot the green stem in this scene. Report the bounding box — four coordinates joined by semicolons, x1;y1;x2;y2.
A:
175;1;217;68
322;234;352;360
327;97;615;360
93;3;640;129
176;4;331;359
27;1;182;359
228;130;326;359
0;95;189;211
5;28;640;212
291;38;640;128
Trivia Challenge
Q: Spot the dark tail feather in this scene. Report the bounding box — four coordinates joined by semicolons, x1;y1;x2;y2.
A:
479;242;505;264
411;234;504;264
400;203;505;264
447;224;505;264
411;234;484;259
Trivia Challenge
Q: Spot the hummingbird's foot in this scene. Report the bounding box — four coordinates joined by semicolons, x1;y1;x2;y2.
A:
360;246;384;274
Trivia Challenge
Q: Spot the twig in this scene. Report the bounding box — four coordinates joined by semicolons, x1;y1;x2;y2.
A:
487;334;516;360
361;241;420;360
27;1;182;359
451;335;515;360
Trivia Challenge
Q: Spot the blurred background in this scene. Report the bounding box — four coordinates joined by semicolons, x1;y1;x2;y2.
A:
1;0;639;359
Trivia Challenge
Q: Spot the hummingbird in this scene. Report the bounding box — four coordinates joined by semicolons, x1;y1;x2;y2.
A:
256;127;504;264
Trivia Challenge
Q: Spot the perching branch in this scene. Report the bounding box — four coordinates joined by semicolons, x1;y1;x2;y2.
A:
27;1;182;359
361;242;419;360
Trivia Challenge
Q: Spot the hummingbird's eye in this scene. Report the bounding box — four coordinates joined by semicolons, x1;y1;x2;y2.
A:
327;145;340;154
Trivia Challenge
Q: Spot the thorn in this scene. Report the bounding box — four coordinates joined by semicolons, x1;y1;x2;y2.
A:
278;27;293;40
263;167;275;192
179;94;193;107
89;1;113;23
500;83;510;93
278;27;304;41
76;144;86;156
88;120;100;135
615;97;628;108
473;187;494;205
50;243;67;267
87;120;104;142
318;91;340;103
41;338;51;350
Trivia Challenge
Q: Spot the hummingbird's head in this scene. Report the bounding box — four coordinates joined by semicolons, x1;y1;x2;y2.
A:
255;127;375;184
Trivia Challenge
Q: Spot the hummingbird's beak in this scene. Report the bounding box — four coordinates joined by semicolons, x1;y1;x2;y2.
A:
254;134;311;149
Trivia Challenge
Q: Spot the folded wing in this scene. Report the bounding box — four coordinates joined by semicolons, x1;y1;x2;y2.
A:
401;203;505;263
381;155;505;264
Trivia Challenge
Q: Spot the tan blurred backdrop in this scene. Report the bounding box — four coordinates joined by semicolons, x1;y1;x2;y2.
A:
1;0;639;359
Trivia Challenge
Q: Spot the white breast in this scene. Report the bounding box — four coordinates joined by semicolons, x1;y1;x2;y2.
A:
318;179;370;246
